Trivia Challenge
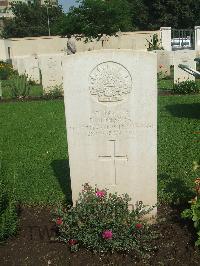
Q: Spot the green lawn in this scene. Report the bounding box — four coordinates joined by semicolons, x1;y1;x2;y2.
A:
0;96;199;206
0;100;69;205
158;95;200;202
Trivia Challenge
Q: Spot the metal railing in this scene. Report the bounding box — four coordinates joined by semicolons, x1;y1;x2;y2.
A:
172;29;195;50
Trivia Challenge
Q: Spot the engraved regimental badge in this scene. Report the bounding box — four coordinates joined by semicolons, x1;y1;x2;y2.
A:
89;62;132;102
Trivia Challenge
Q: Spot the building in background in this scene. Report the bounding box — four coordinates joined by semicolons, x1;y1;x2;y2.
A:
0;0;57;18
40;0;58;4
0;0;58;33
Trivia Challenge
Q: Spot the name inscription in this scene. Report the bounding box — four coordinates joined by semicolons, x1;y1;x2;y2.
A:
87;110;153;137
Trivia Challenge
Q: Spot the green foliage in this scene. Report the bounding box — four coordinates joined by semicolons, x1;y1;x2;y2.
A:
44;84;63;99
55;184;154;254
2;0;200;38
147;34;163;51
128;0;200;30
0;77;43;99
60;0;132;39
9;74;31;99
0;61;16;80
173;80;200;95
182;177;200;246
1;1;65;38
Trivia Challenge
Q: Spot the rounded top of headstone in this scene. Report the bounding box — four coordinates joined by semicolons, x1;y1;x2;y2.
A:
89;61;132;103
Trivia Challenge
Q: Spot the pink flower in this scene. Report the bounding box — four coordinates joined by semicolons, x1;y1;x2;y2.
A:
135;223;143;229
159;64;164;68
56;218;63;226
96;190;106;198
102;230;113;239
68;239;78;246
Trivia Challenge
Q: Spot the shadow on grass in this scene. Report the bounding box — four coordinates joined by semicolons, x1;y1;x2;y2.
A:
51;159;72;205
166;103;200;119
159;174;194;205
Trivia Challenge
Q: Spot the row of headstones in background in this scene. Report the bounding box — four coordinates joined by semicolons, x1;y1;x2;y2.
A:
12;54;64;91
153;50;171;76
63;50;157;219
173;50;196;83
154;50;197;83
11;50;197;93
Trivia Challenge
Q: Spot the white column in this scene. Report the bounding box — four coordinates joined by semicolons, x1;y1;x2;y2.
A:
195;26;200;52
160;27;172;51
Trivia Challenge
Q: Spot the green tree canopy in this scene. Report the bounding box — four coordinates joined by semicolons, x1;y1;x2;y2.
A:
60;0;133;39
128;0;200;30
1;0;65;38
2;0;200;39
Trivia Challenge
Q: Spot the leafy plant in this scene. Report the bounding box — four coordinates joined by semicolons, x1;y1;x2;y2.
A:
55;184;155;254
60;0;132;39
1;1;65;38
173;80;200;94
182;176;200;246
146;34;163;51
10;74;31;99
44;84;63;99
157;65;170;82
0;61;15;80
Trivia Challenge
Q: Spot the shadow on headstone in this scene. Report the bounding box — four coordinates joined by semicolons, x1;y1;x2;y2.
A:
166;103;200;119
51;159;72;205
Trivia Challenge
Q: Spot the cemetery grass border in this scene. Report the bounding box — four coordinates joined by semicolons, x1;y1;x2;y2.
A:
0;95;200;264
0;95;199;205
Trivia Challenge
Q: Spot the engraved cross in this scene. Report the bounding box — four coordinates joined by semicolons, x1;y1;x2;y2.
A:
98;140;128;185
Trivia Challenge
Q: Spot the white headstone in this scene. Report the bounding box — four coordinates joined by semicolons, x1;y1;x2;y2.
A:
16;56;27;75
38;54;63;91
154;50;171;76
174;50;196;83
160;27;172;51
12;57;18;71
23;56;40;83
63;50;157;218
195;26;200;51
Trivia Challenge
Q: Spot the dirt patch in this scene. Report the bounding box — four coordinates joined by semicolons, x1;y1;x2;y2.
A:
0;205;200;266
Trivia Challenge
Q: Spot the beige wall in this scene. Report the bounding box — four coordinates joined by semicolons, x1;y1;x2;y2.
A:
0;31;160;61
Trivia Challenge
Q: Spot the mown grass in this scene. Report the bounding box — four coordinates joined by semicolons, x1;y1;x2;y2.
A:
0;100;68;205
158;95;200;203
0;96;199;205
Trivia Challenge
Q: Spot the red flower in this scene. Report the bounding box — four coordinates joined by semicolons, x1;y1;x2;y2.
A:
96;190;106;198
68;239;78;246
102;230;113;239
135;223;143;229
56;218;63;226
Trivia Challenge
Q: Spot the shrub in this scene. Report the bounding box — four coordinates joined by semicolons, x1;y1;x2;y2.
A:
10;74;31;99
182;176;200;246
44;84;63;99
173;80;200;94
0;155;18;242
146;34;163;51
55;184;155;254
0;61;15;80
